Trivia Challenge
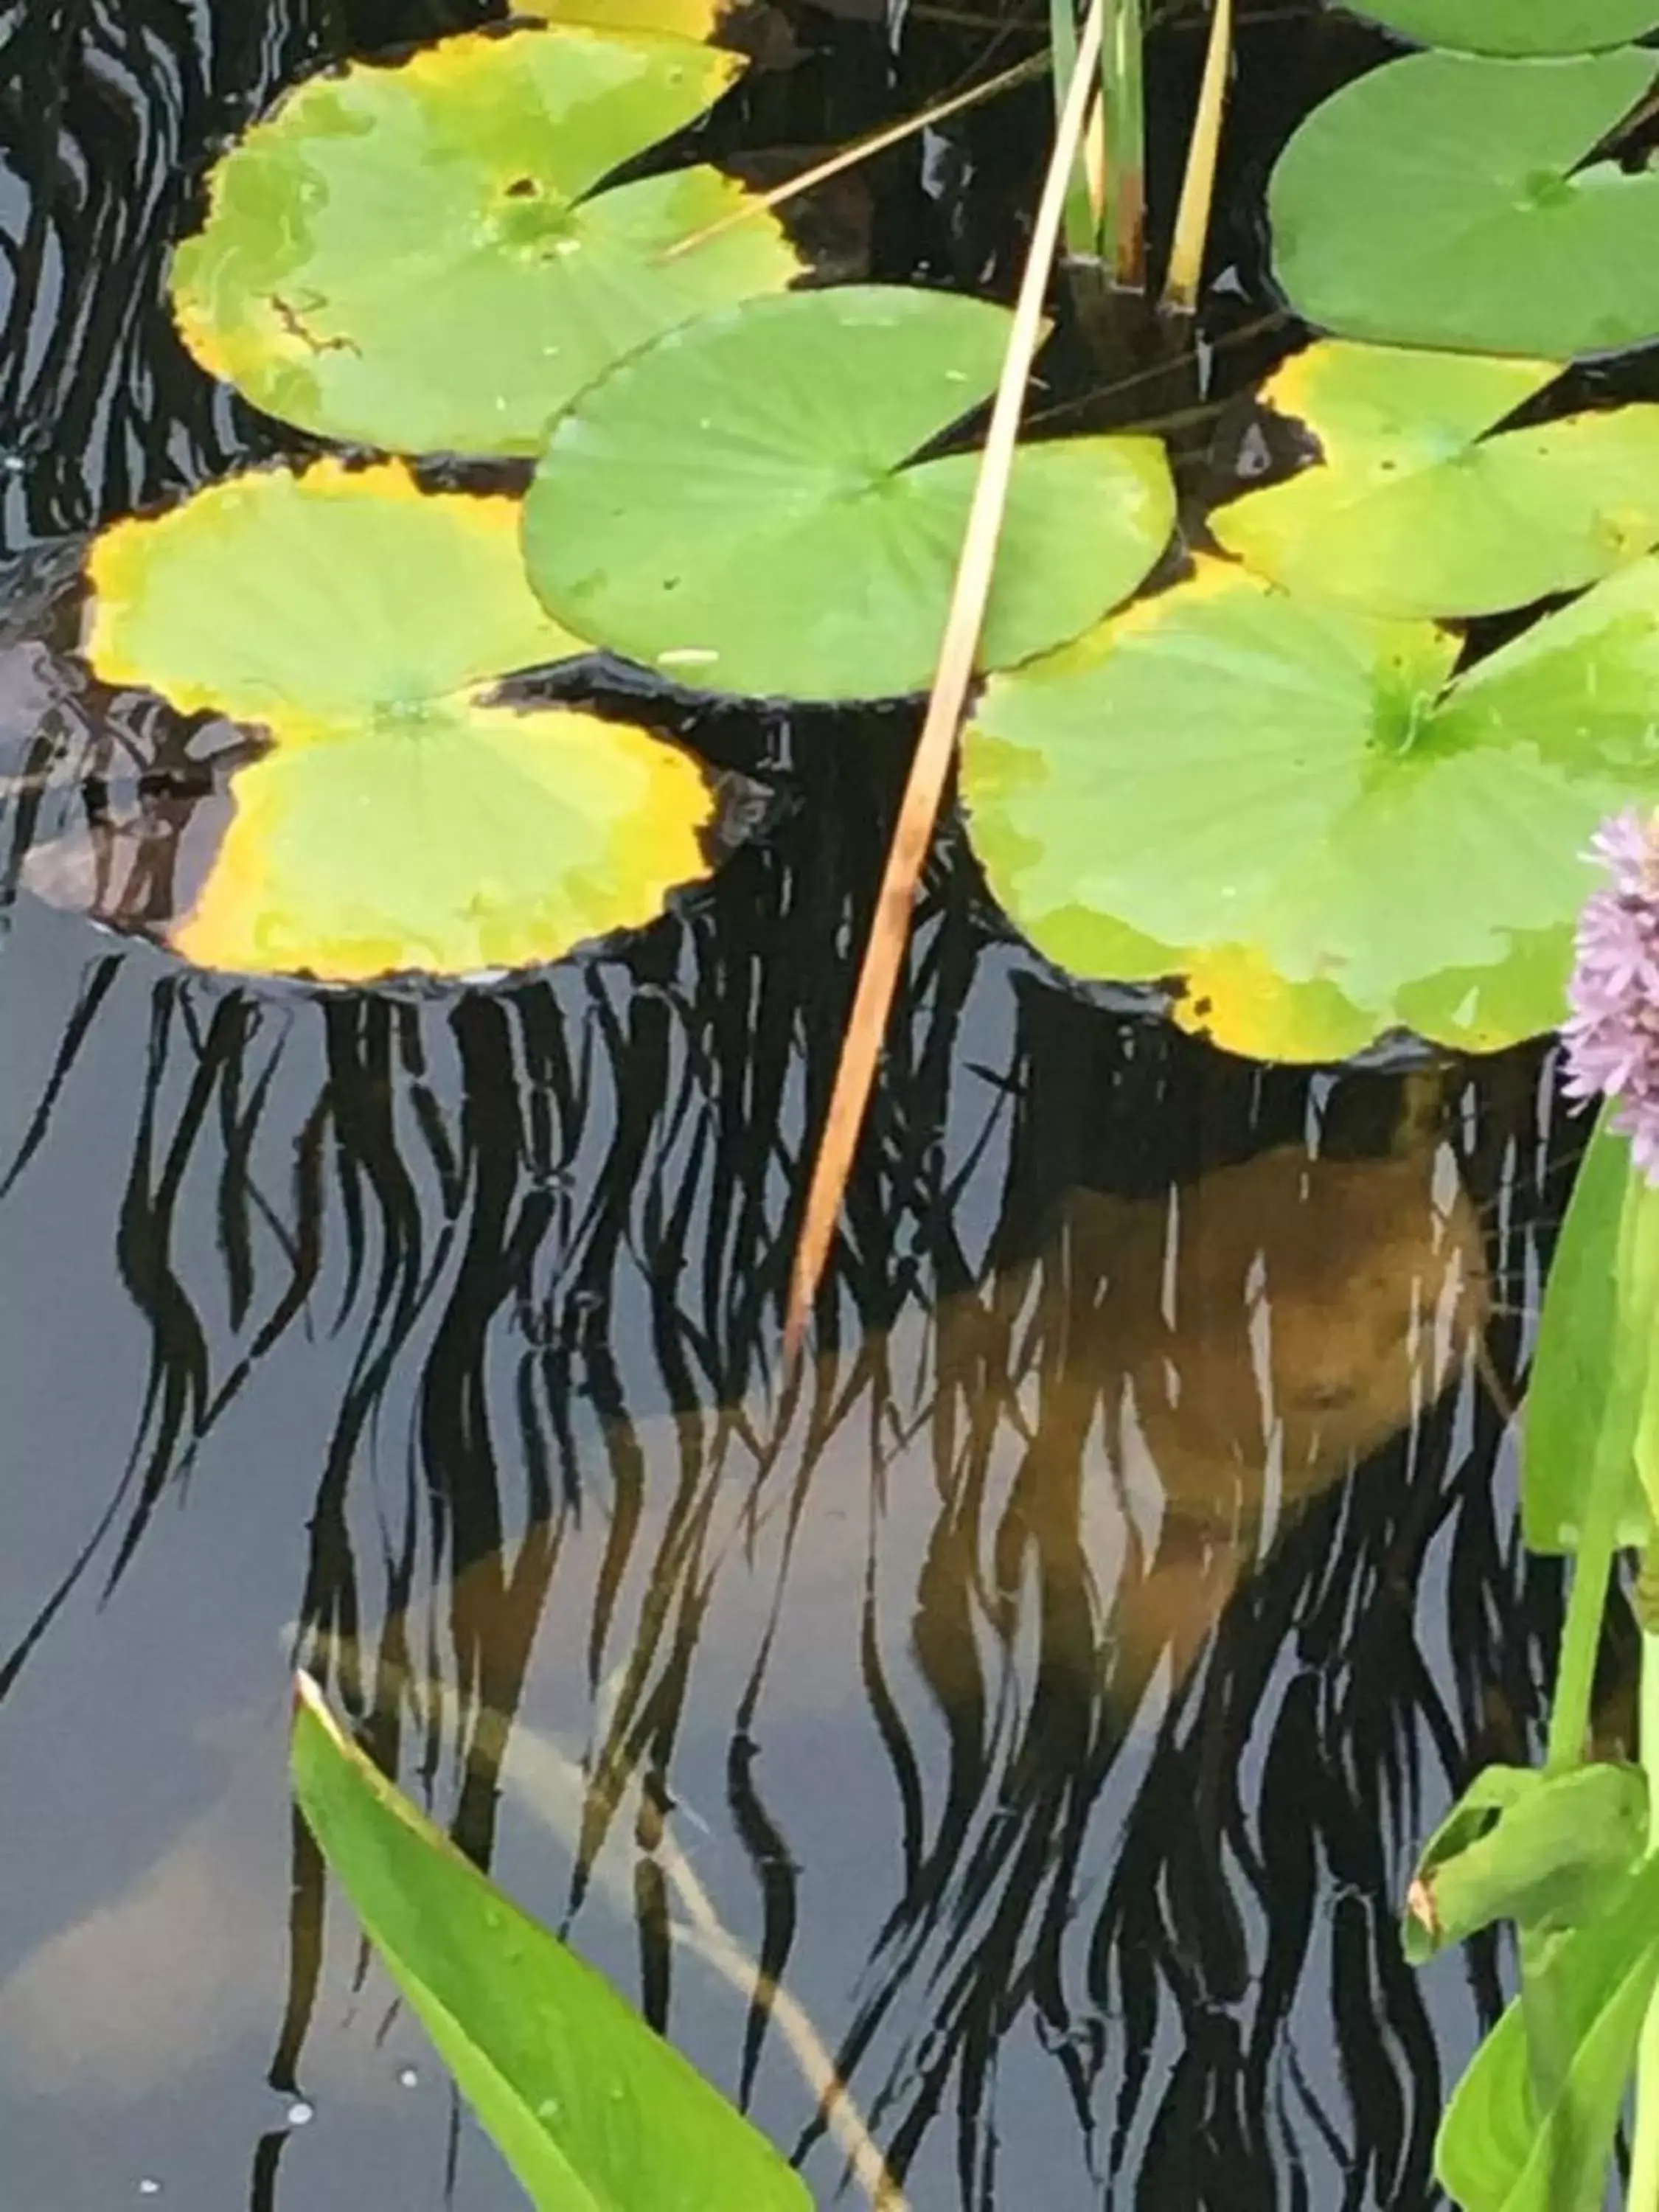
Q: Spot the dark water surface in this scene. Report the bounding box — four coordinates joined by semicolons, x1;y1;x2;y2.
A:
0;1;1601;2206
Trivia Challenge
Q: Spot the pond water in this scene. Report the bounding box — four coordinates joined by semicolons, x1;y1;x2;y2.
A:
0;1;1627;2207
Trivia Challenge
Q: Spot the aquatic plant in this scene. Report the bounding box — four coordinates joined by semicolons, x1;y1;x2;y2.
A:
46;0;1645;1054
19;8;1655;2203
524;285;1175;701
170;25;800;456
1562;811;1659;1178
1402;815;1659;2207
962;552;1659;1060
1209;342;1659;619
83;460;712;979
1269;46;1659;358
1346;0;1659;56
291;1675;815;2210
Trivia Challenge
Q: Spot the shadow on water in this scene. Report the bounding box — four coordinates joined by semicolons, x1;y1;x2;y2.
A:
0;0;1622;2208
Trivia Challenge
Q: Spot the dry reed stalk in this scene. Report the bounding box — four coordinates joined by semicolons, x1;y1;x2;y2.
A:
784;0;1113;1354
661;52;1048;261
1162;0;1233;311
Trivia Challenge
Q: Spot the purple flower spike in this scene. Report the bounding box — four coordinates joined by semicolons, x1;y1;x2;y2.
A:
1562;808;1659;1182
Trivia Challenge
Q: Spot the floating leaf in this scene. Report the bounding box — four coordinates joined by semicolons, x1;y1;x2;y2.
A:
292;1678;811;2212
964;555;1659;1061
87;460;586;726
524;285;1176;700
175;701;709;981
1212;342;1659;616
1434;1851;1659;2212
1340;0;1659;52
1269;48;1659;358
1402;1763;1648;1966
172;29;799;456
1524;1108;1655;1553
85;462;711;981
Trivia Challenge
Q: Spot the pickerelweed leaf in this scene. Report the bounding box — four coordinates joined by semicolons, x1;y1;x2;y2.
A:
964;554;1659;1061
1339;0;1659;54
524;285;1176;701
1402;1762;1648;1966
171;28;800;457
1523;1108;1654;1554
1269;47;1659;358
1211;341;1659;616
1434;1851;1659;2212
292;1678;812;2212
83;461;712;981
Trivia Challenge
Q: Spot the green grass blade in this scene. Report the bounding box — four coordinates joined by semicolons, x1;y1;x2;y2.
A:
1049;0;1099;257
1102;0;1146;282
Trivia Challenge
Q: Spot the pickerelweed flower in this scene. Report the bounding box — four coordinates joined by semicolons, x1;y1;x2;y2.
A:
1562;807;1659;1182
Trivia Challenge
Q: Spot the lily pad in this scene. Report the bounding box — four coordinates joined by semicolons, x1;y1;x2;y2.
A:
525;286;1176;700
87;459;587;726
175;701;711;981
1269;47;1659;358
171;28;799;457
84;461;712;981
1340;0;1659;53
1212;342;1659;616
964;556;1659;1061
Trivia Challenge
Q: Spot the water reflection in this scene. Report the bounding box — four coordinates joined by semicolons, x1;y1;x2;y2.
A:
0;0;1587;2203
0;869;1556;2205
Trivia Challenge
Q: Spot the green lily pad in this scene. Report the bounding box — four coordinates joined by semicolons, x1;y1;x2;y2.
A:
1340;0;1659;54
171;28;799;457
1212;341;1659;616
85;461;712;981
1269;48;1659;358
963;555;1659;1062
524;285;1177;700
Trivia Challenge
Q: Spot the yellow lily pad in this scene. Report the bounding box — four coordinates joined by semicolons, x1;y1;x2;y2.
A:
175;702;711;981
1212;341;1659;617
87;459;586;727
82;460;713;981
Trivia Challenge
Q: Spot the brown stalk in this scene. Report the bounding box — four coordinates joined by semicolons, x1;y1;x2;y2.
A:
783;0;1113;1356
660;52;1048;262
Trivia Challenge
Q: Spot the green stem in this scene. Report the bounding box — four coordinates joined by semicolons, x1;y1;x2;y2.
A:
1531;1157;1659;2118
1545;1507;1620;1776
1104;0;1145;282
1545;1163;1659;1776
1631;1360;1659;2209
1630;1609;1659;2210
